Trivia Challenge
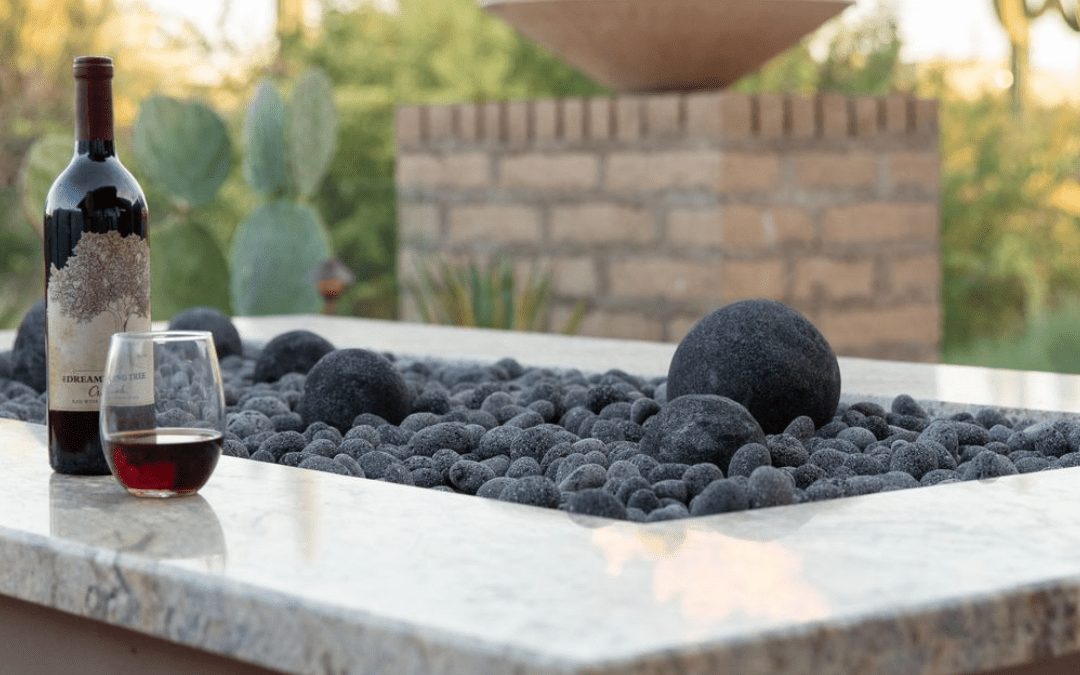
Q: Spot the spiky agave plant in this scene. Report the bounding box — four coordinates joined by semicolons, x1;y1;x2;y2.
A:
409;258;585;334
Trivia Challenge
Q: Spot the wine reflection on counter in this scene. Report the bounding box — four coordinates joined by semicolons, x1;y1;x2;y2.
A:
49;473;227;572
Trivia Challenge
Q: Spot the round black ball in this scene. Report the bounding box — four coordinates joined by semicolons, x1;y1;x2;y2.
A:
666;299;841;434
298;348;410;431
11;299;46;393
253;330;335;383
168;307;243;359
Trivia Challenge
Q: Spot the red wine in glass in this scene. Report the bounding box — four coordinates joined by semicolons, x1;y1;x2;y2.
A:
105;428;222;497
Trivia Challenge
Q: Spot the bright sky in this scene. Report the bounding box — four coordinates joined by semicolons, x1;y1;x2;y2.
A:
145;0;1080;76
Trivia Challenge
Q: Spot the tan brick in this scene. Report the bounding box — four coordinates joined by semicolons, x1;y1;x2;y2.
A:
543;256;599;296
888;151;940;192
820;94;850;138
500;154;599;190
758;93;785;138
481;101;503;141
719;152;783;192
770;207;815;246
884;94;909;134
666;315;703;343
685;91;723;138
456;103;479;143
427;105;454;142
606;150;722;192
793;257;874;302
609;256;723;302
817;304;941;350
534;99;557;143
645;94;681;137
794;152;879;189
568;307;665;342
562;98;585;143
550;204;654;244
615;96;643;142
854;97;879;137
723;205;767;248
447;205;541;244
396;153;490;189
790;95;816;138
824;203;938;245
667;208;722;248
588;97;612;140
395;105;422;149
721;259;786;301
888;252;941;298
506;100;529;145
914;98;939;133
398;203;441;245
720;92;753;138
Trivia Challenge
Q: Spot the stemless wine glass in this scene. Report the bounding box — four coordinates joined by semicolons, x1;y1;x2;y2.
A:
100;331;225;498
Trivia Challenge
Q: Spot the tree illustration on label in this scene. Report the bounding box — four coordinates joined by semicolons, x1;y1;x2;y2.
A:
48;231;151;332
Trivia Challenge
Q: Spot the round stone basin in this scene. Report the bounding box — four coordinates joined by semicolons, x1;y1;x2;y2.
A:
482;0;852;93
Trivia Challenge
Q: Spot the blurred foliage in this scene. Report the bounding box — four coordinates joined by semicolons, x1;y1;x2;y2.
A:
409;258;585;334
935;84;1080;365
734;4;912;95
946;300;1080;374
277;0;607;320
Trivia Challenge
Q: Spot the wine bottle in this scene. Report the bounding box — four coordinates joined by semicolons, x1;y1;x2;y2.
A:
44;56;151;475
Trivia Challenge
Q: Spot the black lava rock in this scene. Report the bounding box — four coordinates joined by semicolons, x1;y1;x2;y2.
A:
253;330;335;383
727;443;772;478
499;475;561;508
689;479;749;516
11;300;46;393
448;459;496;494
640;394;765;472
747;465;795;508
298;349;409;431
565;488;628;519
665;299;841;434
168;306;243;358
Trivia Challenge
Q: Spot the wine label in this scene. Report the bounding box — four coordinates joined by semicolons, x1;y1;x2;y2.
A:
47;230;151;411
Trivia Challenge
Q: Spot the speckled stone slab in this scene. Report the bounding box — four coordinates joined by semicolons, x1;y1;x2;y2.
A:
2;317;1080;675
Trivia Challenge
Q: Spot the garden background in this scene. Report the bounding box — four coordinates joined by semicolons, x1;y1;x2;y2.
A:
3;0;1080;372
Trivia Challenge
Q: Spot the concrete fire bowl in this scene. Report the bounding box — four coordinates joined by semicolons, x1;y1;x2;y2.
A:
483;0;852;93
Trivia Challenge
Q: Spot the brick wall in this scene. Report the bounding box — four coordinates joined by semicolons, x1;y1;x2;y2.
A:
395;91;941;362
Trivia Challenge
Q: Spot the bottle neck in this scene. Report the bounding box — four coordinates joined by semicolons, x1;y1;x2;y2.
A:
74;74;114;157
76;139;116;160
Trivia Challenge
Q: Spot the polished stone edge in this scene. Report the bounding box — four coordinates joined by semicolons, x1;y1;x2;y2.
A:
5;478;1080;675
0;517;572;675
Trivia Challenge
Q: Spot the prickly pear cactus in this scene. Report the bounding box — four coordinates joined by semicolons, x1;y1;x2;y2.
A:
134;96;232;208
288;69;338;198
244;81;291;196
151;218;232;320
229;200;331;316
18;133;73;234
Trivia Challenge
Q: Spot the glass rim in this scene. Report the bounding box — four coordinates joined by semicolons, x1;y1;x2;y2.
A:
109;330;214;343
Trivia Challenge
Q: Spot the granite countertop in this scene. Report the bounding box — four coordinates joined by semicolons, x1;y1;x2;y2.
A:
3;316;1080;675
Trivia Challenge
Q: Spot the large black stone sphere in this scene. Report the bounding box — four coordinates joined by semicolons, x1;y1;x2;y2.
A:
253;330;335;383
11;300;46;393
298;348;410;431
666;299;841;434
640;394;765;472
168;307;243;359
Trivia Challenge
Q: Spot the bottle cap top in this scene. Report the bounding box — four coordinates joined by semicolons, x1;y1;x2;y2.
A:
73;56;113;79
